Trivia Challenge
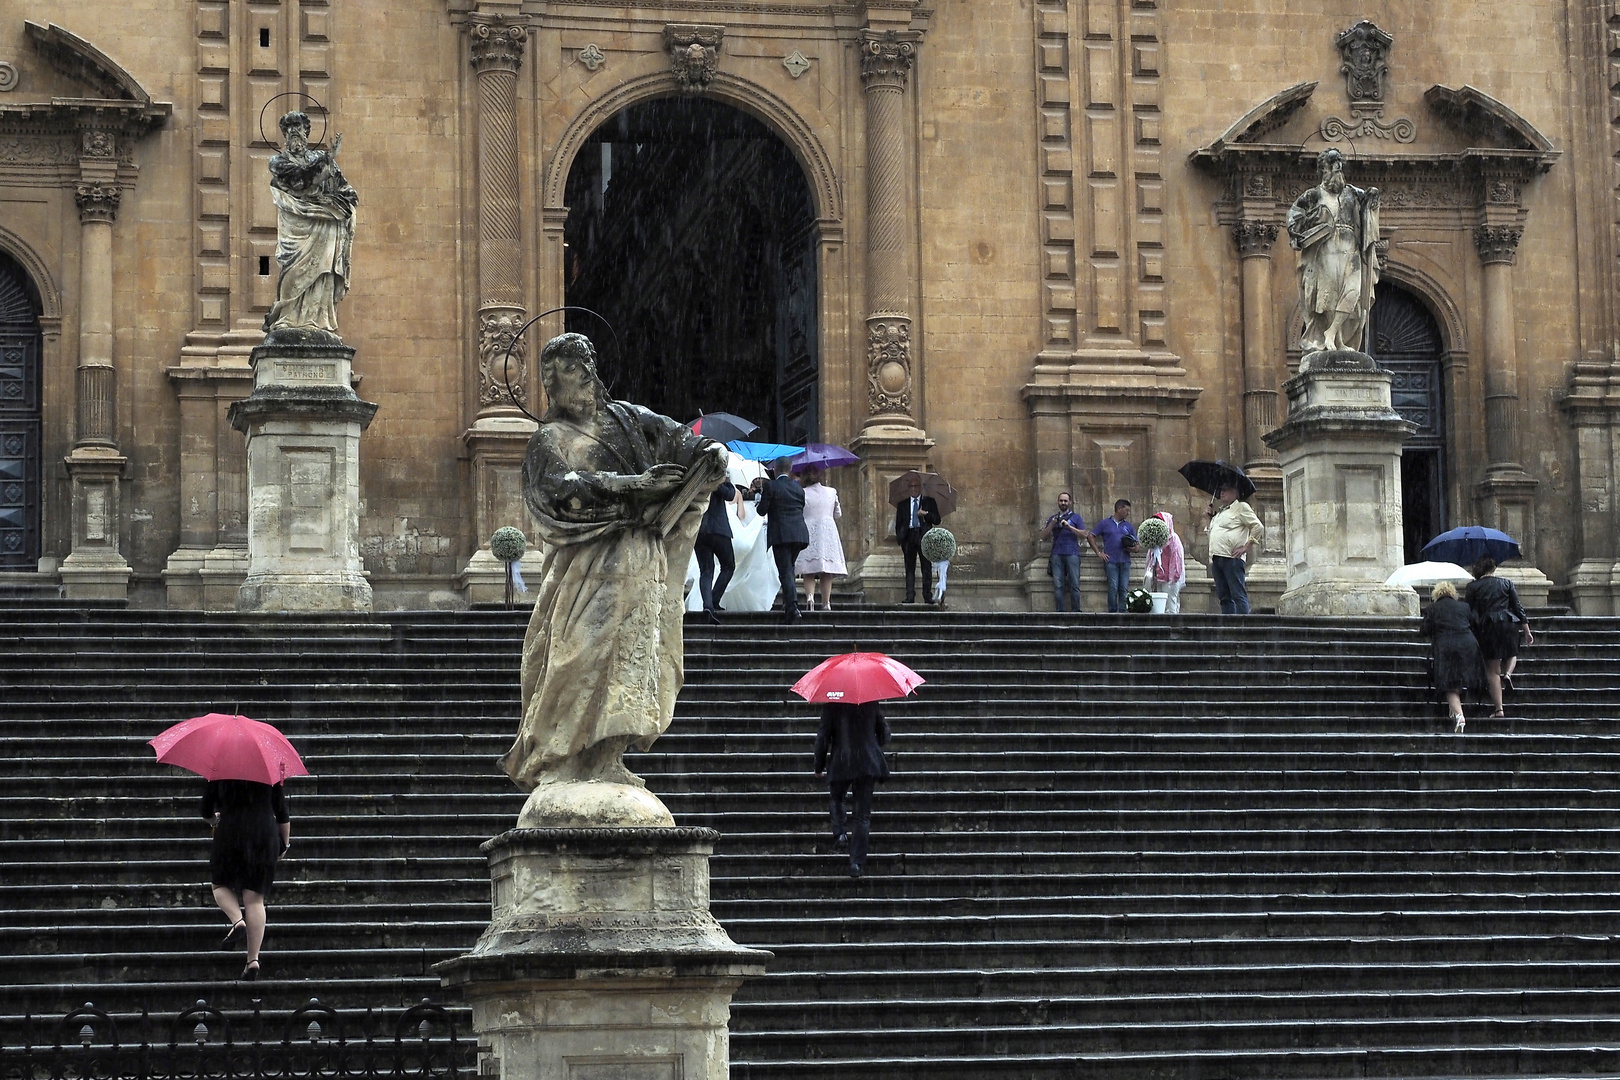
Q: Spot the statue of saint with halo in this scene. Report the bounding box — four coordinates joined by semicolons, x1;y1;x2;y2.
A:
263;110;357;338
502;332;728;827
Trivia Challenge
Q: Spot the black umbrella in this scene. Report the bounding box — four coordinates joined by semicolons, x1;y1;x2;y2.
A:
1179;459;1256;500
688;412;759;444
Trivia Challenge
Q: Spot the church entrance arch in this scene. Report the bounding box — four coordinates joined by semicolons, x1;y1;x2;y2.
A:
1367;281;1447;561
0;250;42;568
562;96;819;444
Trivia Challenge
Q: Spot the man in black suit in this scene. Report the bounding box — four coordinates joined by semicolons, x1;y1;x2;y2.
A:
814;701;890;878
893;491;942;604
753;460;810;623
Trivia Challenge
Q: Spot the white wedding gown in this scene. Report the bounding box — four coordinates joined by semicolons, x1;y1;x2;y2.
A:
685;454;781;613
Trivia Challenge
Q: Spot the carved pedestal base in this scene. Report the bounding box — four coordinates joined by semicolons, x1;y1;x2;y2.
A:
461;417;541;606
228;333;378;614
60;446;130;602
846;422;933;604
161;546;250;611
1264;360;1419;617
435;828;768;1080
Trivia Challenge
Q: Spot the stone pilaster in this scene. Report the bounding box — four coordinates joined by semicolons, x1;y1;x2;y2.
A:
460;12;540;605
60;165;131;601
1231;215;1287;611
1559;361;1620;613
847;21;932;603
1471;221;1545;597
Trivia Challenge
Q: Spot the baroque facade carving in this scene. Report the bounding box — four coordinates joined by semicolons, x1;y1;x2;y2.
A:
859;29;917;88
866;319;912;416
1473;224;1522;265
665;24;722;91
468;17;527;73
477;309;528;409
1234;220;1278;257
1335;20;1392;116
73;181;120;223
1319;114;1415;143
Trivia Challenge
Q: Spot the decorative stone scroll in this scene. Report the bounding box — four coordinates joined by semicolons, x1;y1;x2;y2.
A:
1319;114;1415;143
866;318;912;416
665;24;722;92
478;309;528;408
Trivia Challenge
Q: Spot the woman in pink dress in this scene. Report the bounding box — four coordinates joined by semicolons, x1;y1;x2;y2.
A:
793;465;847;611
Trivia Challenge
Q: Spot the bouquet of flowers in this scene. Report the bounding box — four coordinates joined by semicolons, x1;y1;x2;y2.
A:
1125;588;1155;614
921;527;957;563
1136;517;1170;549
490;526;529;605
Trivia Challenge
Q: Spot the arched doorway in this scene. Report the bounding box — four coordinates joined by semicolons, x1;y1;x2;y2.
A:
1367;281;1447;561
0;251;42;569
562;96;819;443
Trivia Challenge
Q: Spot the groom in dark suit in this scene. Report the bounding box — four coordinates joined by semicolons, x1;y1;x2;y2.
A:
893;491;941;604
753;460;810;623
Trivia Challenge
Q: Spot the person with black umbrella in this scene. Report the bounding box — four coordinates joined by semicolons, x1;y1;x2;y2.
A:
1204;482;1264;615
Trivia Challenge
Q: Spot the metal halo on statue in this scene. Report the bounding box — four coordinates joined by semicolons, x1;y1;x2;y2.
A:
498;306;625;425
258;91;330;147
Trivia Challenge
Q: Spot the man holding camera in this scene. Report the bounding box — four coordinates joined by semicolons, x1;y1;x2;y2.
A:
1042;492;1095;613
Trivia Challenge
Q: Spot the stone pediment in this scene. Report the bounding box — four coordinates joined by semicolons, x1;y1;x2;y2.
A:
1201;81;1319;154
1424;84;1556;155
0;22;169;142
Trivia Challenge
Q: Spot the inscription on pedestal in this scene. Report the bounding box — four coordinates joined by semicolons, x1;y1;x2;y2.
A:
84;485;107;542
286;449;334;552
566;1058;680;1080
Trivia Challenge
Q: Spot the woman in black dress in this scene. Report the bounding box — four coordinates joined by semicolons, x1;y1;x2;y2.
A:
1464;556;1534;719
1422;581;1484;733
202;779;290;980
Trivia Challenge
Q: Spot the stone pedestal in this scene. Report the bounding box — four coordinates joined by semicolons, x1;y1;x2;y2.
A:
436;828;769;1080
459;417;544;607
847;422;933;604
227;331;378;613
59;446;131;601
1264;351;1419;617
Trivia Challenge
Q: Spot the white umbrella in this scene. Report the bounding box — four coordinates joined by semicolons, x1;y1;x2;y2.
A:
1385;561;1474;589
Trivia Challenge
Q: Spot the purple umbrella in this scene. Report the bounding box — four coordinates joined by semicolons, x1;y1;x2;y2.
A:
790;443;860;471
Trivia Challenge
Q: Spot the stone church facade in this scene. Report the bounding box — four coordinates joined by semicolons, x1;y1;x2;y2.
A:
2;0;1618;612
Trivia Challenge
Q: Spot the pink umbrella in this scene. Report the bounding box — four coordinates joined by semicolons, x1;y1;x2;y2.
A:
150;713;309;785
791;652;925;705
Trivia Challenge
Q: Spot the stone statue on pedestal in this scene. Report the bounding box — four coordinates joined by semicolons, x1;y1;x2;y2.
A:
263;111;357;338
503;332;728;828
1286;148;1381;359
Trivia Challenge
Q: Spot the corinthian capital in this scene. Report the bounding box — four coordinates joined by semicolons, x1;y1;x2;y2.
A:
1234;220;1279;258
860;30;919;89
467;16;528;74
75;182;120;223
1473;224;1522;266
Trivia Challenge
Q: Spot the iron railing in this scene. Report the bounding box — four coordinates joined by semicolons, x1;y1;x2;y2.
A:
0;998;473;1080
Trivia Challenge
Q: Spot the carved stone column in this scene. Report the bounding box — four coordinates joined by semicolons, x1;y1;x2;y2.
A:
459;12;541;605
1233;215;1286;611
60;166;132;600
1472;221;1549;603
1560;362;1620;613
848;22;933;603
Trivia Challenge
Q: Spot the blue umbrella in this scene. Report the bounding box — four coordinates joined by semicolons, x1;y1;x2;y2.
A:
728;440;804;462
1419;526;1522;566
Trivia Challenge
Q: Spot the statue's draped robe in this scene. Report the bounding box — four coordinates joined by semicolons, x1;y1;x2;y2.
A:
1287;182;1380;352
502;400;725;789
265;152;356;334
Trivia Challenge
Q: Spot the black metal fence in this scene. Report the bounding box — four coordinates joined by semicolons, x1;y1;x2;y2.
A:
0;999;473;1080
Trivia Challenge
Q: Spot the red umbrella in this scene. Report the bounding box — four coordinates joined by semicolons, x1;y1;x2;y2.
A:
791;652;925;705
149;713;309;785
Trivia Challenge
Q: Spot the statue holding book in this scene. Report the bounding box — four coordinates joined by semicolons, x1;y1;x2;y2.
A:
502;332;728;827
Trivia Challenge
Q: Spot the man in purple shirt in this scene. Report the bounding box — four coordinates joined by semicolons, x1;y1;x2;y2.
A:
1041;491;1094;613
1092;499;1139;613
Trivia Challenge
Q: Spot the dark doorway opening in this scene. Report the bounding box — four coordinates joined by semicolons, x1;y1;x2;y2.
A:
563;97;819;444
1367;281;1447;562
0;251;42;569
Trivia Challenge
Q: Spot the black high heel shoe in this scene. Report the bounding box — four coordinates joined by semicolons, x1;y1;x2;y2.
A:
240;959;260;981
221;920;246;950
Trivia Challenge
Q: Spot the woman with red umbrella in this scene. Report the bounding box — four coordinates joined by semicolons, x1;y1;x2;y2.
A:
150;713;304;981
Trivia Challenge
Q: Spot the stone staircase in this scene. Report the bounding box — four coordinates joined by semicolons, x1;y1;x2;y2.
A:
2;603;1619;1077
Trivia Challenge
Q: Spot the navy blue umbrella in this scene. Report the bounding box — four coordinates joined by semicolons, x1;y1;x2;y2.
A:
1419;526;1522;566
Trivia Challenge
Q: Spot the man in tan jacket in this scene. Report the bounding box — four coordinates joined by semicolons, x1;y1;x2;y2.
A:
1204;483;1264;615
